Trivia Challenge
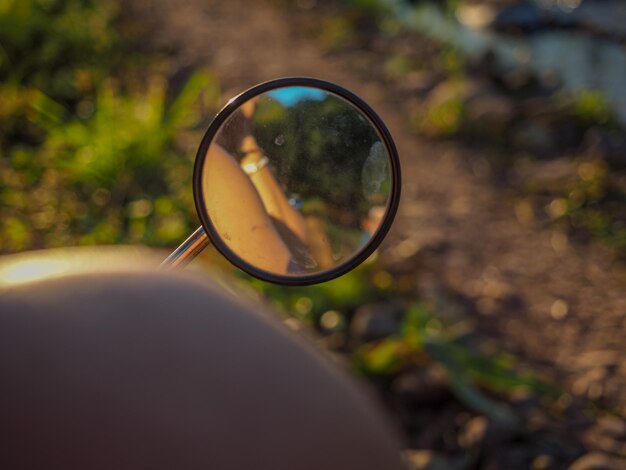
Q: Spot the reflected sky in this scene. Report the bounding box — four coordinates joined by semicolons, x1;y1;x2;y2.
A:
268;87;327;106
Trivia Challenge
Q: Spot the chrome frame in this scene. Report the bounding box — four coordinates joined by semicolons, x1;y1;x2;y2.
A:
160;226;210;269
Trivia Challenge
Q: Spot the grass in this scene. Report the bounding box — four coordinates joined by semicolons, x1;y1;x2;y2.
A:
0;0;220;252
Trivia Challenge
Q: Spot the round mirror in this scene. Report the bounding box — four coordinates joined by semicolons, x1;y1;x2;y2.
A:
193;77;400;285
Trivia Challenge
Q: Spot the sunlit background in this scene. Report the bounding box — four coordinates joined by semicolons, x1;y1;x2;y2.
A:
1;0;625;468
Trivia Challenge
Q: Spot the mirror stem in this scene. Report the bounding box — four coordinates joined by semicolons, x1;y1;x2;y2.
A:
160;226;211;269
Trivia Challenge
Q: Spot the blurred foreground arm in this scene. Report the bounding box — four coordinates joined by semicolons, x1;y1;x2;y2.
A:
0;251;406;470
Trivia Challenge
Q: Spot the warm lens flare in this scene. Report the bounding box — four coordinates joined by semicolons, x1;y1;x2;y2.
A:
0;258;71;286
0;248;162;287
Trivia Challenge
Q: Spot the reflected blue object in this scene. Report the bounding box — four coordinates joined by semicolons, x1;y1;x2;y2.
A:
288;194;303;209
268;87;327;106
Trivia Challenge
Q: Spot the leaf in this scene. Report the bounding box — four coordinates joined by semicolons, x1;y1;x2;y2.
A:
30;89;66;129
357;338;405;375
426;339;559;397
426;339;520;427
167;70;220;130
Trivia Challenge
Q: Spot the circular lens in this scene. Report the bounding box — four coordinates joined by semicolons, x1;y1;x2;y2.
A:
194;78;400;285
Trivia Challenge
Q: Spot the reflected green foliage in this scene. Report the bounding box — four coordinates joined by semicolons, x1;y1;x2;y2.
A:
0;0;220;252
573;90;612;125
254;94;388;227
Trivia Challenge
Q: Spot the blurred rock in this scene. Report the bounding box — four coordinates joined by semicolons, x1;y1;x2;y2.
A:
350;302;404;342
532;453;555;470
583;129;626;169
492;2;558;34
392;366;451;408
399;70;441;97
583;414;626;458
526;408;550;433
575;350;619;371
459;415;517;451
483;441;569;470
572;367;608;400
569;452;626;470
512;121;556;156
459;415;487;449
516;158;578;186
597;415;626;438
465;90;516;134
404;450;465;470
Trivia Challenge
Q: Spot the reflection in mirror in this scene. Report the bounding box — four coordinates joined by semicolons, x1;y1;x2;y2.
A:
201;86;392;277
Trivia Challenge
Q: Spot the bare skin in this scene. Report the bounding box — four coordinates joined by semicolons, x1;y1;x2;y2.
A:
202;143;293;274
239;100;308;244
304;214;336;269
0;251;407;470
240;135;308;243
237;103;335;269
205;101;338;273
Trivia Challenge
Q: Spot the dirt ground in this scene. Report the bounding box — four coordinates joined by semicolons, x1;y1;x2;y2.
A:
126;0;626;465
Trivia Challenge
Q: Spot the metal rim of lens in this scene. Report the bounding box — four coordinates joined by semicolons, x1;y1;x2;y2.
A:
192;76;401;286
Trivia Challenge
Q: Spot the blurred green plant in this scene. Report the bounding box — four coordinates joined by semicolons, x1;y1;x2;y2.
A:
572;89;612;126
414;79;465;138
355;304;558;424
384;52;417;78
540;159;626;252
342;0;389;16
0;0;120;122
318;16;356;52
246;254;557;423
0;0;221;252
314;0;393;53
440;45;464;77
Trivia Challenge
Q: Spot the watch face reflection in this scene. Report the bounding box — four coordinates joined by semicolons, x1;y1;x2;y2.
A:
200;86;393;277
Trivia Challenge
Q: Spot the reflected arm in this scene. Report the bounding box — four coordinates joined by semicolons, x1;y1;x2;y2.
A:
202;143;294;274
240;136;307;242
